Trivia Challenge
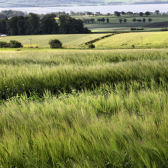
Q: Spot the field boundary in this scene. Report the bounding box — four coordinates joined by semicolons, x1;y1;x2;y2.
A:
84;33;118;45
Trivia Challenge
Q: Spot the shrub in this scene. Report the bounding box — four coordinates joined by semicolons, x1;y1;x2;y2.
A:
9;40;23;48
88;43;95;49
49;39;62;49
161;28;168;31
132;45;135;48
0;41;9;48
131;27;144;31
131;27;137;31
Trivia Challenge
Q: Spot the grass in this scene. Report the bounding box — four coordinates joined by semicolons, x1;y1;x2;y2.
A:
0;34;108;48
1;48;168;167
95;31;168;49
79;14;168;32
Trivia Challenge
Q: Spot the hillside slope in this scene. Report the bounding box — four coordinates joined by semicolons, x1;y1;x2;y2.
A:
0;0;168;7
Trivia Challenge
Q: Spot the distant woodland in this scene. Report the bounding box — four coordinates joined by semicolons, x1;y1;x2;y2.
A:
0;13;90;35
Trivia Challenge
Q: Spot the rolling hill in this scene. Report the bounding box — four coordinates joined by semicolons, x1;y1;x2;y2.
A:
0;0;168;7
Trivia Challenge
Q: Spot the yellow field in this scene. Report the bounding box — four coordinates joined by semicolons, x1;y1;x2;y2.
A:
95;31;168;49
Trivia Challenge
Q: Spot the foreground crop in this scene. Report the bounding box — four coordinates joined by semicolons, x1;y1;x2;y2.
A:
0;49;168;168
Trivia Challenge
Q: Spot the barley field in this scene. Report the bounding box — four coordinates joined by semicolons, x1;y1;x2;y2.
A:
0;48;168;168
95;31;168;49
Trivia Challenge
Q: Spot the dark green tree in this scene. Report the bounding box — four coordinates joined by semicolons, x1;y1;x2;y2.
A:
59;15;89;34
124;18;127;23
145;11;151;16
49;39;62;48
139;12;144;17
40;14;59;34
7;16;18;35
143;18;146;22
17;16;26;35
26;13;40;34
0;18;7;34
114;11;121;17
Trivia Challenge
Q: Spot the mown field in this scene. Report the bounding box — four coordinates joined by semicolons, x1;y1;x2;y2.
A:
95;31;168;49
0;34;108;48
1;47;168;167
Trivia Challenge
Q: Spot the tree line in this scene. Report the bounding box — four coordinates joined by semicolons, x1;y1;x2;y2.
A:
83;17;153;24
0;14;90;35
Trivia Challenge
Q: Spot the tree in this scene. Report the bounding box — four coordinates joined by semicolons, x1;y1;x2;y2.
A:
7;16;19;35
148;18;152;22
26;13;40;34
143;18;146;22
155;10;160;15
106;18;109;23
145;11;151;16
9;40;23;48
17;16;26;35
0;18;7;34
59;15;90;34
0;41;9;48
124;18;127;23
101;18;105;24
121;11;126;15
40;14;59;34
49;39;62;48
127;11;134;15
139;12;144;17
88;43;95;49
119;19;122;24
132;18;136;22
5;14;89;35
114;11;121;17
90;19;95;24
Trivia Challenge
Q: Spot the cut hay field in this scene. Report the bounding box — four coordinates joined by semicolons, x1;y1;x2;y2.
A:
95;31;168;49
1;48;168;167
0;34;108;48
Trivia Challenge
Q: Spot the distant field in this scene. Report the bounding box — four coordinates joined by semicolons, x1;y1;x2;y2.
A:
95;31;168;49
90;27;161;33
0;34;108;48
77;15;168;24
80;15;168;32
1;31;168;49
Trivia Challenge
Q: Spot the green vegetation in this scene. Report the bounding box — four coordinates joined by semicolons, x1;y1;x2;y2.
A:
49;39;62;48
0;40;23;48
0;14;90;35
95;31;168;49
0;47;168;167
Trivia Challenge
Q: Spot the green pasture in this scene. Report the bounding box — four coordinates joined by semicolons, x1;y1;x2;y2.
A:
77;15;168;32
95;31;168;49
0;34;108;48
